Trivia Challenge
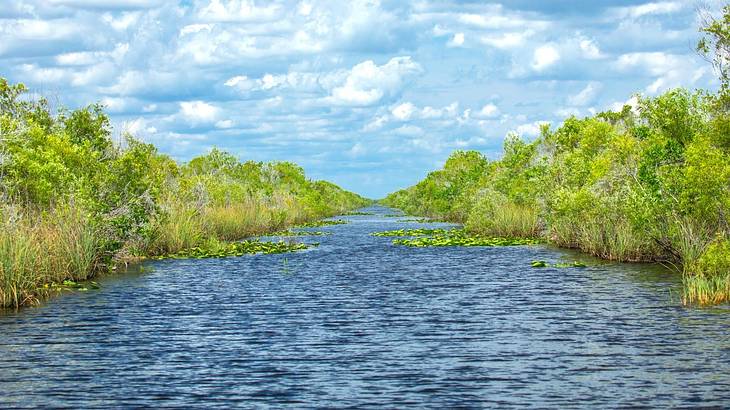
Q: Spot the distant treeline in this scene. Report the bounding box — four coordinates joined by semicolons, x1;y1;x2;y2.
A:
0;78;369;308
383;7;730;306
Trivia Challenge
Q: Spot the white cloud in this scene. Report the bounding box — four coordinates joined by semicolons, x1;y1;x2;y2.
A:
394;125;424;137
480;31;532;49
568;82;602;106
579;37;603;59
180;101;219;124
49;0;161;8
180;24;213;36
448;32;464;47
101;11;141;31
514;121;550;138
363;115;388;132
532;44;560;71
608;96;640;113
614;51;709;94
224;75;255;90
476;103;500;118
326;56;423;106
124;117;157;136
297;1;313;16
392;102;416;120
215;119;234;129
347;142;366;157
197;0;281;22
613;2;683;19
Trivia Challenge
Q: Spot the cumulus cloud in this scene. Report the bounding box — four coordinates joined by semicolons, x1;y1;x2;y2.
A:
611;2;684;19
0;0;716;197
514;121;550;138
568;82;602;106
532;44;560;71
481;31;533;49
197;0;282;23
325;57;423;106
476;103;500;119
391;102;417;120
448;32;465;47
180;101;219;124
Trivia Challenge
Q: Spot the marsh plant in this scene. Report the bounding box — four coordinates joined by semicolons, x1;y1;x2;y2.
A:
382;7;730;305
0;79;369;308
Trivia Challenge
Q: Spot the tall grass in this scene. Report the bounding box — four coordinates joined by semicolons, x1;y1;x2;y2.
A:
682;273;730;305
682;234;730;305
466;201;541;238
0;206;99;308
1;193;364;308
203;201;287;241
575;218;656;262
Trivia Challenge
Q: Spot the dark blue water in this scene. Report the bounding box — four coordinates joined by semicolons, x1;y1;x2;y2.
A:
2;206;730;408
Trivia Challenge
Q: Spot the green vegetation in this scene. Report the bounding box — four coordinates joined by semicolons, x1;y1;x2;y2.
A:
294;219;348;228
156;240;314;260
371;228;455;237
392;230;541;247
531;260;587;268
345;211;374;216
263;230;330;237
0;78;368;308
383;7;730;305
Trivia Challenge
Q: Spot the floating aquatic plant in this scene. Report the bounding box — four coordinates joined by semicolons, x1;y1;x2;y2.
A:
156;240;315;260
531;260;587;268
371;228;455;237
392;230;542;247
294;219;347;228
345;211;374;216
397;218;452;223
262;230;330;237
40;280;101;292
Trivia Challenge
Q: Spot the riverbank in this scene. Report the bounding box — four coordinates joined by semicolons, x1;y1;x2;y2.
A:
383;87;730;306
0;78;369;308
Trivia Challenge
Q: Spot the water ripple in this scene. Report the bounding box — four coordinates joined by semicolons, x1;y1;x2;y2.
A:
1;206;730;408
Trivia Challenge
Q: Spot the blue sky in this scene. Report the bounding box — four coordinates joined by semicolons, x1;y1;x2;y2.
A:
0;0;723;198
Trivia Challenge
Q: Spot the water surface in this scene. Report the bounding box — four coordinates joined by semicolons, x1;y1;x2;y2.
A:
2;206;729;408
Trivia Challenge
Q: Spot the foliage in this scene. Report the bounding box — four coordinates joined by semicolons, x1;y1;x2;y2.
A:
0;78;369;308
384;8;730;304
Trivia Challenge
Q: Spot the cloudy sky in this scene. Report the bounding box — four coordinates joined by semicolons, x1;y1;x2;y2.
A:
0;0;723;198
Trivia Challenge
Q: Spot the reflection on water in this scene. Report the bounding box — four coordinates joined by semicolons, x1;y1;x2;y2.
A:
1;206;729;407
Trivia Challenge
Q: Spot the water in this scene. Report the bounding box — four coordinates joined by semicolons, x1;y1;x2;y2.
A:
2;206;730;408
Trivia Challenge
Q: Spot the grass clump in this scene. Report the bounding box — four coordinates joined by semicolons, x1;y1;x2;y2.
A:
683;236;730;305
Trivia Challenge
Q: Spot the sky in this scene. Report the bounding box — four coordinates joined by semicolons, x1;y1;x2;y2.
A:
0;0;724;198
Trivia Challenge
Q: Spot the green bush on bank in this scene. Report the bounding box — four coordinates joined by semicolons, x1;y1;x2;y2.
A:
383;7;730;305
0;78;369;308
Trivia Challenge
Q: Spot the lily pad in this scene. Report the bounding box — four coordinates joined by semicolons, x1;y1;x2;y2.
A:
156;240;316;260
294;219;347;228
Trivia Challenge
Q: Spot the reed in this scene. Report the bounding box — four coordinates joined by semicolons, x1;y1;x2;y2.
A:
682;273;730;305
682;235;730;305
0;205;101;308
466;200;541;238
